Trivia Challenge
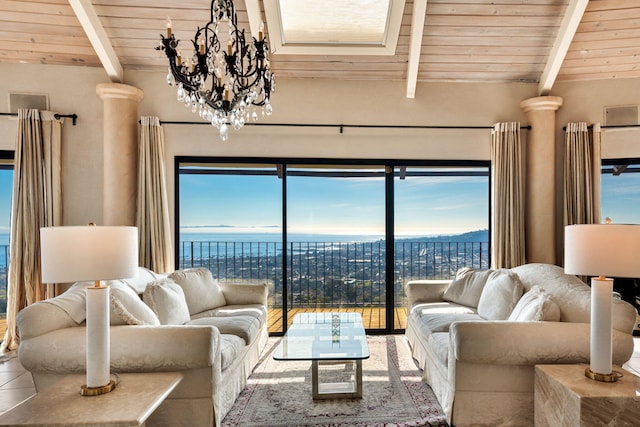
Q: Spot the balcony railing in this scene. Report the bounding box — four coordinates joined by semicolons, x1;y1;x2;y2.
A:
178;239;489;317
0;240;488;331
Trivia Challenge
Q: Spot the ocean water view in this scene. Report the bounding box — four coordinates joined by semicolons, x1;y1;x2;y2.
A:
0;234;7;269
180;231;385;243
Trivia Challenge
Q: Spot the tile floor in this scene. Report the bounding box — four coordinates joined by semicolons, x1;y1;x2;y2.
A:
0;352;36;414
0;338;639;415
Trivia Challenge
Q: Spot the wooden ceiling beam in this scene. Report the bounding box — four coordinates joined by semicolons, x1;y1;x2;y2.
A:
406;0;427;98
68;0;123;83
538;0;588;95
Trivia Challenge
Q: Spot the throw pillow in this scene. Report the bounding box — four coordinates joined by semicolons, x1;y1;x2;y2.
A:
109;281;160;326
143;278;191;325
168;268;227;315
477;269;524;320
442;267;494;308
508;285;561;322
119;266;161;294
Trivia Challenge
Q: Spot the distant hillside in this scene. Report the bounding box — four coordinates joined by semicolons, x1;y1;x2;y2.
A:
398;229;488;243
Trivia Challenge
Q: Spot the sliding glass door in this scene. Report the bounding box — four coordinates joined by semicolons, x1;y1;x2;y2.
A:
177;163;284;333
177;158;490;334
393;165;490;329
286;165;386;329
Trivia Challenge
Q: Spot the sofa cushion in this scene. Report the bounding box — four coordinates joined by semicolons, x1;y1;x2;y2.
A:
477;270;524;320
191;304;267;326
422;312;484;334
410;302;482;332
508;285;561;322
143;278;191;325
168;268;227;315
110;282;160;326
443;268;494;308
187;315;260;345
411;301;477;317
219;334;245;371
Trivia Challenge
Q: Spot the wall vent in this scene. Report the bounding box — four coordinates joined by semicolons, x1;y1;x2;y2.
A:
8;93;49;113
604;105;639;126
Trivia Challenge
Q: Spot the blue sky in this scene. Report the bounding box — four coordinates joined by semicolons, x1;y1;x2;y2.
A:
0;169;11;236
179;167;490;236
2;167;640;244
601;173;640;224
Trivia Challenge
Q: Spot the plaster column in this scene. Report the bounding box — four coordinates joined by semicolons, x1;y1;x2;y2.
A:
96;83;144;226
519;96;563;264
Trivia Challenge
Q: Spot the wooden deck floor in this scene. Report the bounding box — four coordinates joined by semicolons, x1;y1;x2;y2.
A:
267;307;407;334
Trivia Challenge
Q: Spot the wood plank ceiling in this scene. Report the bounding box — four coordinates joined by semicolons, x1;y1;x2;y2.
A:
0;0;639;97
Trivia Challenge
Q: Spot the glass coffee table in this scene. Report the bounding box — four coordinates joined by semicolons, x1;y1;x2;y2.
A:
273;312;370;399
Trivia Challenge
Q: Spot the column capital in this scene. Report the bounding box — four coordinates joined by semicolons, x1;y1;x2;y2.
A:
96;83;144;103
520;96;563;113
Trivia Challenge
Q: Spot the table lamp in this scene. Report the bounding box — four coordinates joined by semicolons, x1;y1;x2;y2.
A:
40;224;138;395
564;221;640;382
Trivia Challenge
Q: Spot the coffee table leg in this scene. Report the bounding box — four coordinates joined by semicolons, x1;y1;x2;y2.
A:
312;360;362;399
355;359;362;398
312;360;320;399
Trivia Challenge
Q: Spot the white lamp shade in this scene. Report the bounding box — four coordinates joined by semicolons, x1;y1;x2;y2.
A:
564;224;640;278
41;226;138;283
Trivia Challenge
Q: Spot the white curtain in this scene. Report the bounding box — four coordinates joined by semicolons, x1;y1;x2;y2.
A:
490;122;525;269
137;116;174;273
564;122;601;226
3;109;63;351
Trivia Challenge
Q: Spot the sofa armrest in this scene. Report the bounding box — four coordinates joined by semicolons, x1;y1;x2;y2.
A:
220;283;268;306
19;325;220;374
17;302;78;340
450;321;634;366
405;280;450;307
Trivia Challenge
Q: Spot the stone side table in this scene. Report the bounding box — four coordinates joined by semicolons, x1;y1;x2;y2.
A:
535;364;640;427
0;372;182;426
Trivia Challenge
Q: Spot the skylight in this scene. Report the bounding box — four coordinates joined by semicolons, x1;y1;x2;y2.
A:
263;0;405;55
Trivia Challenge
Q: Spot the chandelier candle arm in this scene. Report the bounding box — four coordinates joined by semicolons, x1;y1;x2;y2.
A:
157;0;275;141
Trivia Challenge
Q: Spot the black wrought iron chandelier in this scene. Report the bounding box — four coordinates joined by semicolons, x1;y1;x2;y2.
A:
158;0;275;141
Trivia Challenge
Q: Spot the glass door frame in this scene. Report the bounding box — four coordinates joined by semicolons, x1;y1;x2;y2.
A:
175;156;490;335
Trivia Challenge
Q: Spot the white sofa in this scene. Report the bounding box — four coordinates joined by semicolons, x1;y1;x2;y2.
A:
17;267;268;427
405;263;637;427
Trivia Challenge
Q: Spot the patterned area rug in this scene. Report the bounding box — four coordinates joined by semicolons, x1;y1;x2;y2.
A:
222;335;448;427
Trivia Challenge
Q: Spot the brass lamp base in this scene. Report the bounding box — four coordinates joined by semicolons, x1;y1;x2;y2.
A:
584;368;623;383
80;380;116;396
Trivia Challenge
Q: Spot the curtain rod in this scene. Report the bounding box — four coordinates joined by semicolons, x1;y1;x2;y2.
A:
0;112;78;126
563;123;640;131
153;120;532;133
